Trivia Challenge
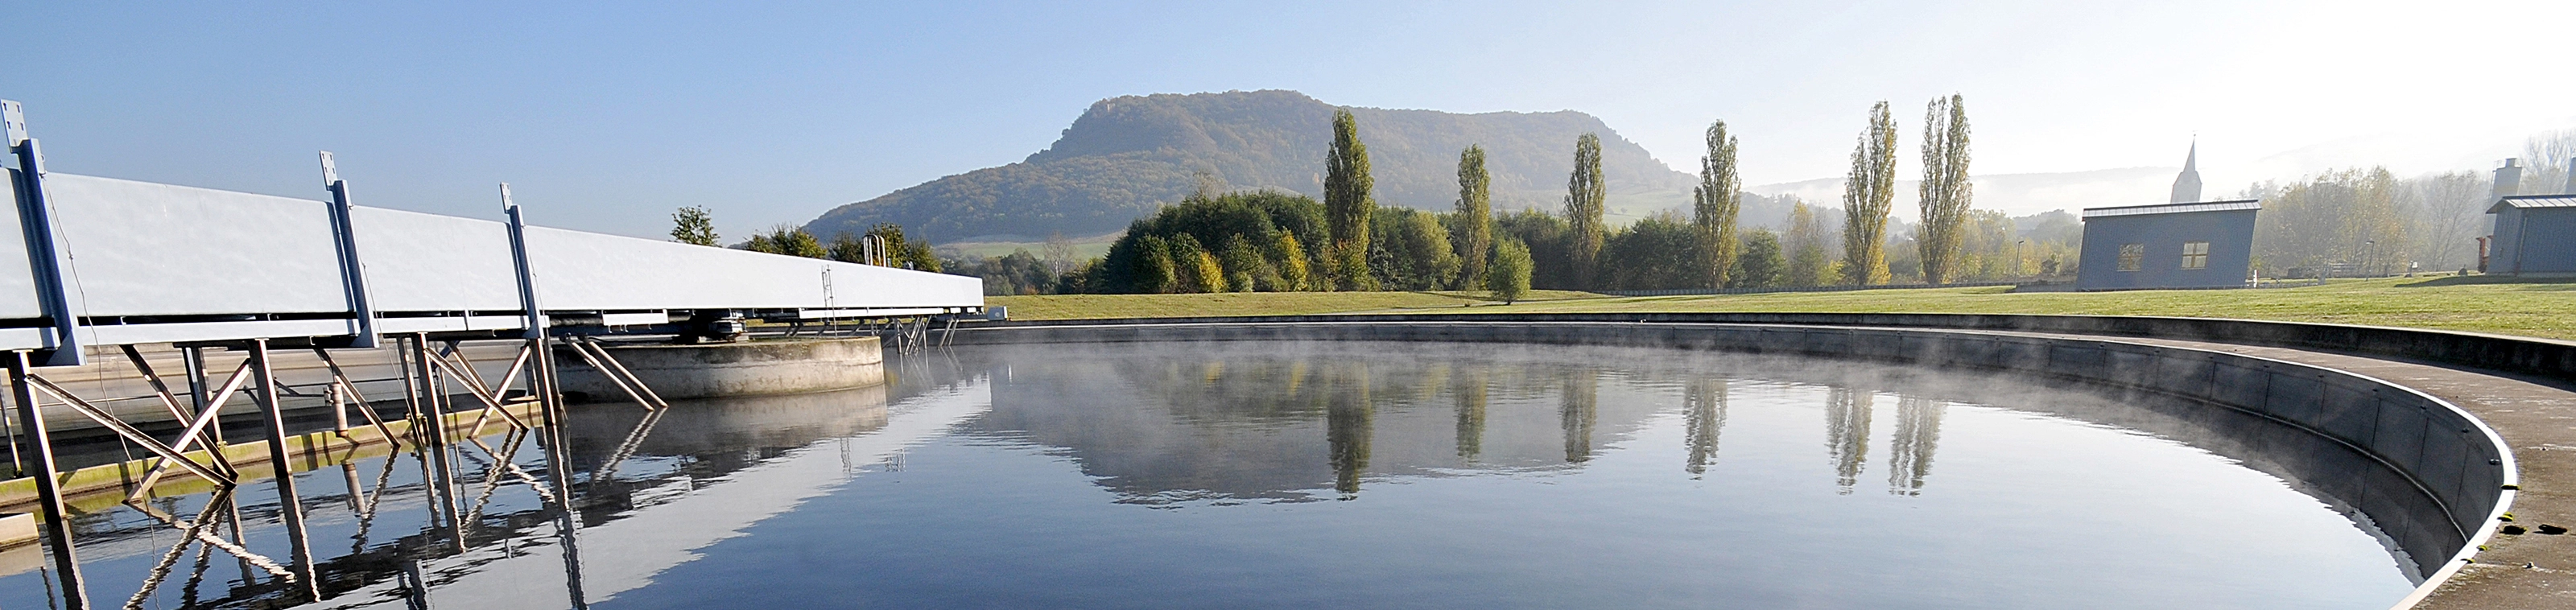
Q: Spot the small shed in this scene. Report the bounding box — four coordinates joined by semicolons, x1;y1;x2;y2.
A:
2075;200;2260;291
2487;195;2576;275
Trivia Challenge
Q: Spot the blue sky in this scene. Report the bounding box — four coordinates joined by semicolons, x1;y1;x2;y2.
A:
7;1;2572;238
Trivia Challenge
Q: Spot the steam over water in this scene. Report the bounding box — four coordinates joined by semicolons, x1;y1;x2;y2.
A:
0;341;2415;608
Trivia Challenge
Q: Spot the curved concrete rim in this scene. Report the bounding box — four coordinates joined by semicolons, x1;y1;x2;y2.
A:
954;315;2524;610
979;311;2576;381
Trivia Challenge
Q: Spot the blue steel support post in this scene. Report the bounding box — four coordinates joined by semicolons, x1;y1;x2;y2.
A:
3;101;85;366
320;151;380;348
502;183;545;340
503;184;590;608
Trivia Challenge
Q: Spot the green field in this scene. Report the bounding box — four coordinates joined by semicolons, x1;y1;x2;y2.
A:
990;276;2576;341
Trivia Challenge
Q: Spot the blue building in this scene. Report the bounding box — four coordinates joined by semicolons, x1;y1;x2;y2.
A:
2484;158;2576;276
2076;200;2260;291
2074;145;2259;291
2486;195;2576;275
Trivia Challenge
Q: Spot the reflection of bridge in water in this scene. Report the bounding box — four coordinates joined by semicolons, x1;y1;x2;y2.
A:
0;101;980;609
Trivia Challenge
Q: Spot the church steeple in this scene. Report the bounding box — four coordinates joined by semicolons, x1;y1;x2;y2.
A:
2169;141;2202;203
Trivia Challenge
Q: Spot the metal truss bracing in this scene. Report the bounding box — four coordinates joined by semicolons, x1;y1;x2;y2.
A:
3;332;600;609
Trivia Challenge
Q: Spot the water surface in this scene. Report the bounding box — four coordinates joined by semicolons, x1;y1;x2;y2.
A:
0;341;2415;608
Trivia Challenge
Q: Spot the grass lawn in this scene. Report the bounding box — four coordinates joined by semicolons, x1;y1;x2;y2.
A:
989;290;1596;320
989;275;2576;341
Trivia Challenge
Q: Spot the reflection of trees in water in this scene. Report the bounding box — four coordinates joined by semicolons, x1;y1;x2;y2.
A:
1562;371;1598;463
1887;396;1944;496
1117;356;1333;424
1326;363;1373;499
1826;388;1873;495
1454;368;1487;462
1684;377;1728;476
974;348;1686;504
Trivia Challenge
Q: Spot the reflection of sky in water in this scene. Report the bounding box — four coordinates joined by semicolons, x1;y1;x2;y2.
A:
0;342;2417;608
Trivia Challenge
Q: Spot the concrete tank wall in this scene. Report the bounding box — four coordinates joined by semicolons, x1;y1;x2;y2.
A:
557;337;884;401
986;311;2576;382
952;319;2515;592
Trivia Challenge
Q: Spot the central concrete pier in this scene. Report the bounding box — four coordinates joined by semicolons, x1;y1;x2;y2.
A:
557;336;884;401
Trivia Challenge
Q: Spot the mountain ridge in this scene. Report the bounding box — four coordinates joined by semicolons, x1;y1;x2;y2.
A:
804;90;1692;242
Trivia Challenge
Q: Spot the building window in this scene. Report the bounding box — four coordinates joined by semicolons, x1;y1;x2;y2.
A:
2117;243;2145;271
2181;241;2210;270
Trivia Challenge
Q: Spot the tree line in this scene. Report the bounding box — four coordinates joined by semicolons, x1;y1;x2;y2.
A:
964;96;2034;295
683;95;2121;295
2224;128;2576;278
674;121;2570;291
668;204;943;270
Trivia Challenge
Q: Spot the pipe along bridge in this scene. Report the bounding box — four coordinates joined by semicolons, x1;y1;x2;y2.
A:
0;100;982;608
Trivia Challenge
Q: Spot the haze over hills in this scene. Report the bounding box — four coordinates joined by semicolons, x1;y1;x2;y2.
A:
1750;166;2186;223
805;90;1695;243
805;89;2199;245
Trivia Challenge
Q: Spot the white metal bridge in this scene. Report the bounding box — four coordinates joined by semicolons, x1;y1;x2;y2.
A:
0;98;982;609
0;100;980;368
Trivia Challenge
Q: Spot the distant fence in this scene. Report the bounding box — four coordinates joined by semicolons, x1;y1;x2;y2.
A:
1597;280;2039;297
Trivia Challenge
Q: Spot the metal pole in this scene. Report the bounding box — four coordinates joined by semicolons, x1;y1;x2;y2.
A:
319;151;380;348
184;346;254;583
414;335;462;547
532;335;588;609
8;351;87;609
249;340;321;600
5;101;87;367
499;183;588;606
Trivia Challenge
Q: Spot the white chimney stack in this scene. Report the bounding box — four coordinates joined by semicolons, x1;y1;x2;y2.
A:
2495;159;2522;198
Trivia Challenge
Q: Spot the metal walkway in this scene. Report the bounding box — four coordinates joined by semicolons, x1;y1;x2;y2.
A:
0;100;981;368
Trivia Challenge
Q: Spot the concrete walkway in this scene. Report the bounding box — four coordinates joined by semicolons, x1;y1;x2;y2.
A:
2041;333;2576;609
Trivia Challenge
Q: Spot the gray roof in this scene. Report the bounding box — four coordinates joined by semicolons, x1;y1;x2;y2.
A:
2081;199;2261;219
2488;195;2576;213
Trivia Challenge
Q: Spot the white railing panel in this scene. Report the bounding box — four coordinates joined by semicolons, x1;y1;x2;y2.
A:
47;175;349;317
0;171;46;319
527;226;824;310
824;258;985;310
353;206;522;312
6;174;979;328
524;227;980;311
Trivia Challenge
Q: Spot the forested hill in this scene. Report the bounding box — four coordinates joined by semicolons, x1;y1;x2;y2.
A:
804;90;1695;242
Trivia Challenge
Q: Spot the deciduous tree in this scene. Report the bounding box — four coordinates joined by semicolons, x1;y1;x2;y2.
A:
1733;229;1784;288
747;225;827;259
1488;238;1534;303
671;205;720;246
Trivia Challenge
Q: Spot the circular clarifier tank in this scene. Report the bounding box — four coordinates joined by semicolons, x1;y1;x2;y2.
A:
0;340;2428;609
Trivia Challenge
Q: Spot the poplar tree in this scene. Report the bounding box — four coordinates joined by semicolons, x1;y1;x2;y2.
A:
1455;145;1493;289
1916;94;1973;284
1841;102;1897;286
1693;121;1742;290
1563;133;1607;287
1323;109;1379;291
